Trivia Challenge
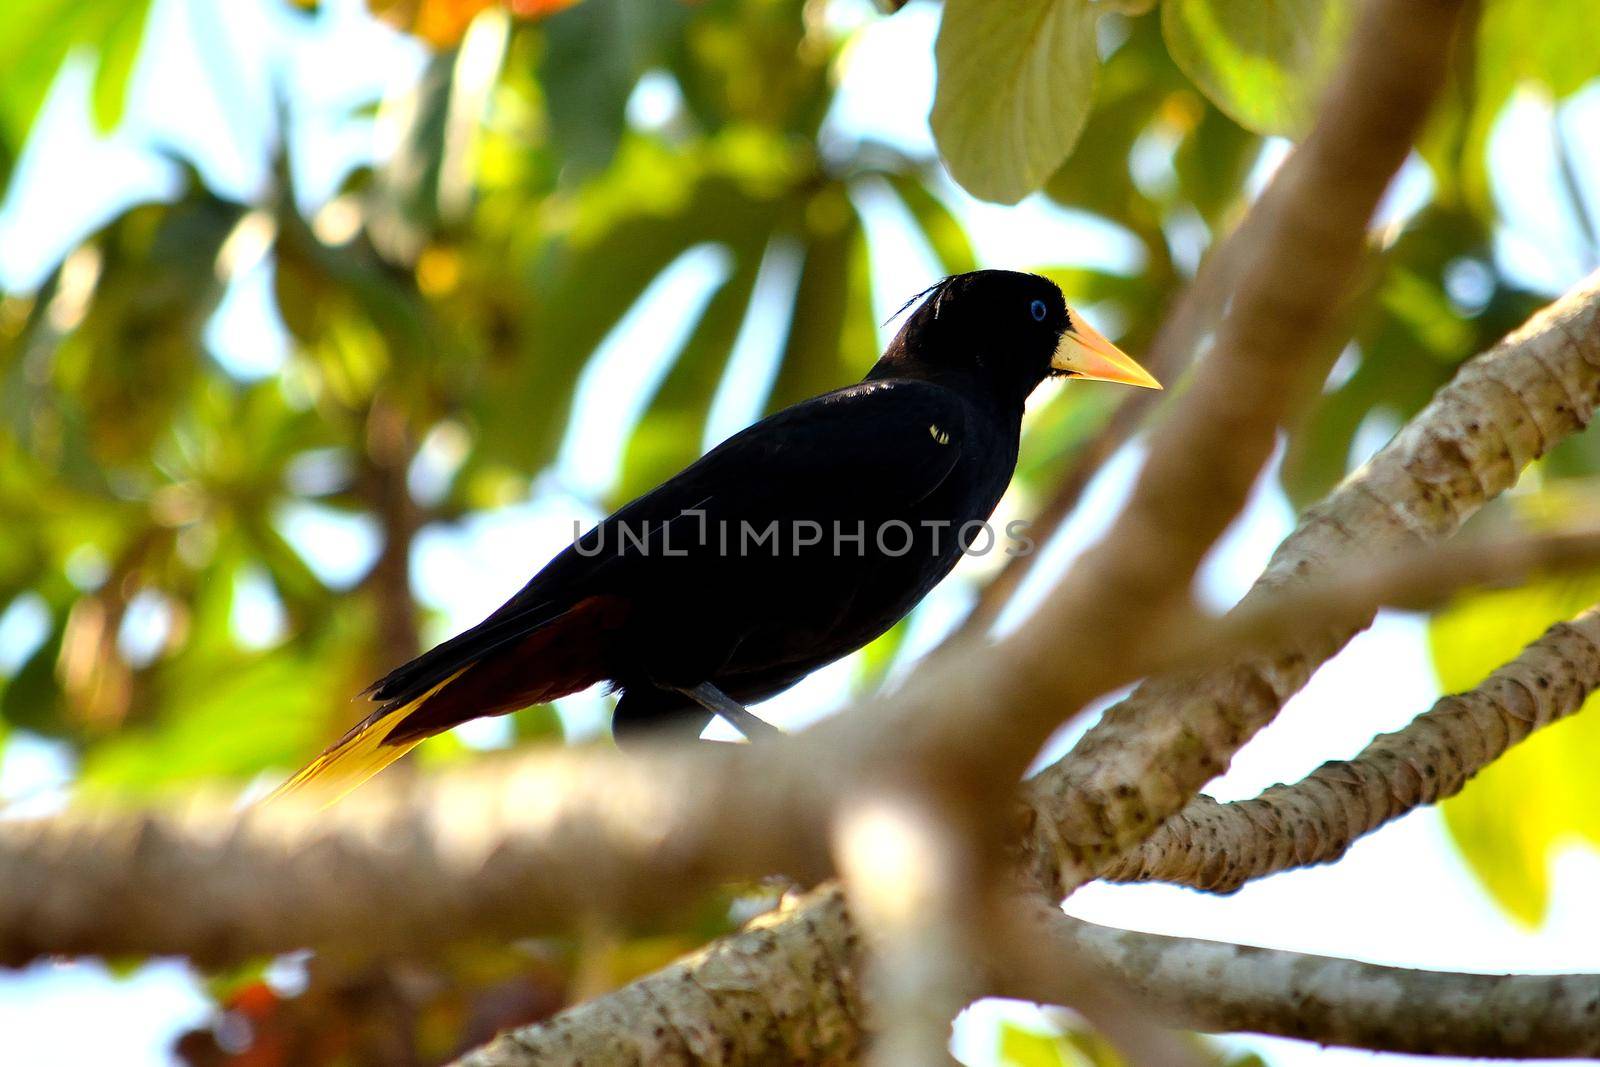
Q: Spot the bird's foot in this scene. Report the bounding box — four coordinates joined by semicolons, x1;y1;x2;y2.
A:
671;682;784;742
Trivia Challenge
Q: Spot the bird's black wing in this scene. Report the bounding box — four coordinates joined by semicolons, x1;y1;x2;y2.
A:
563;377;971;579
366;379;969;705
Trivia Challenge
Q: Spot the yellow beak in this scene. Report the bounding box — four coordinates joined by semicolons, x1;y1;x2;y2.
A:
1051;310;1161;389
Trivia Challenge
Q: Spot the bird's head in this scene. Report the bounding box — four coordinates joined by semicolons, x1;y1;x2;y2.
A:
874;270;1160;406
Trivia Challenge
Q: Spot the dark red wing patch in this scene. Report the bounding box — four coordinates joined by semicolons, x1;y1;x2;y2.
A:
383;595;631;744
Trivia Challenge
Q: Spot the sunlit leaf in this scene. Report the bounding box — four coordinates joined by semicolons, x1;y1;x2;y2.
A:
884;174;976;276
1161;0;1352;137
0;0;154;156
854;616;910;693
931;0;1102;205
78;640;355;794
1422;0;1600;214
1429;570;1600;925
997;1021;1072;1067
90;0;153;133
539;0;690;176
764;190;872;412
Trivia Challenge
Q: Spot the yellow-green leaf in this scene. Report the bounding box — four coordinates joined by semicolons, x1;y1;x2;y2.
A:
931;0;1102;205
1161;0;1353;137
998;1021;1072;1067
90;0;153;133
1429;571;1600;925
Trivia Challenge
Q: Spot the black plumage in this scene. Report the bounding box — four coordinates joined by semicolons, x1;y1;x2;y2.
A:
271;269;1158;798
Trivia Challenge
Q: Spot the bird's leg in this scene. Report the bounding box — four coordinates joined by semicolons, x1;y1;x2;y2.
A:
668;682;784;742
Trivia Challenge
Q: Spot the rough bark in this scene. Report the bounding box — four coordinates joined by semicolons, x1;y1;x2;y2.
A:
1103;606;1600;891
460;886;1600;1064
0;745;837;968
1033;913;1600;1058
458;888;866;1067
1020;267;1600;896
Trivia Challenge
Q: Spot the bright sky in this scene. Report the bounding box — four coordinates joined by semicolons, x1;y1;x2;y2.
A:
2;1;1599;1065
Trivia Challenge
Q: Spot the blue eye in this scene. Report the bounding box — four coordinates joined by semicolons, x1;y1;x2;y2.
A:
1029;299;1048;322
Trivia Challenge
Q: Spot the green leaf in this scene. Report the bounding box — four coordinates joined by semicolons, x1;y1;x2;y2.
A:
764;193;872;413
78;642;351;795
884;175;976;275
998;1021;1072;1067
90;0;153;133
854;616;910;694
1429;572;1600;925
539;0;690;177
1042;12;1179;224
931;0;1102;205
1423;0;1600;214
1279;207;1543;508
477;153;788;476
615;242;761;504
1161;0;1353;137
0;0;154;158
0;0;75;152
1172;100;1260;225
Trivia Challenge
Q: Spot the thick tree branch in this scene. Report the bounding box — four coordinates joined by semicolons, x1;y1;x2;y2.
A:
0;745;838;967
461;885;1600;1064
1020;266;1600;897
457;887;866;1067
1022;911;1600;1059
1103;604;1600;891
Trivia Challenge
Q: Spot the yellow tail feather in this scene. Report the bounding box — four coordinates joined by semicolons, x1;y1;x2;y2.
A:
264;671;464;807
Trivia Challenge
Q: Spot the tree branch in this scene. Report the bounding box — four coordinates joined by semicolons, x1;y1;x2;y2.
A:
0;745;838;967
460;885;1600;1064
1018;910;1600;1059
456;887;867;1067
1020;266;1600;897
1102;604;1600;891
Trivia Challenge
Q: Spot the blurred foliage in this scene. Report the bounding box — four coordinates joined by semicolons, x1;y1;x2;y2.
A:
997;1015;1268;1067
1160;0;1351;137
0;0;154;179
1428;487;1600;925
1;0;1600;1061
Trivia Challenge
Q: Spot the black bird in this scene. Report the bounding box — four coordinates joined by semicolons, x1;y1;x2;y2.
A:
272;270;1158;798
